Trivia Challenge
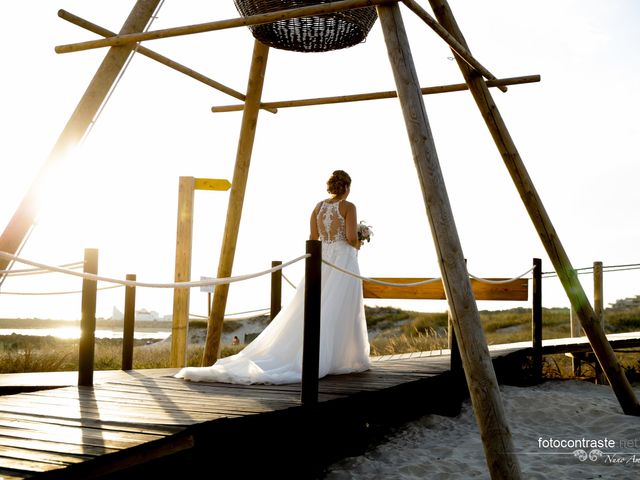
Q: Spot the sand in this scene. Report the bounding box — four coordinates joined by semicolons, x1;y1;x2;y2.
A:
324;380;640;479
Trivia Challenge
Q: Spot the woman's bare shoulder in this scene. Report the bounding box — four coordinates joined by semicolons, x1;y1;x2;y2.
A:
343;200;357;210
311;200;324;213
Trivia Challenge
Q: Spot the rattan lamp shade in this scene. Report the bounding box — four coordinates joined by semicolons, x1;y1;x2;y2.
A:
233;0;378;52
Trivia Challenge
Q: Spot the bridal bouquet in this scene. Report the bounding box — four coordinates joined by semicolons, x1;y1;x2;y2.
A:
357;221;373;245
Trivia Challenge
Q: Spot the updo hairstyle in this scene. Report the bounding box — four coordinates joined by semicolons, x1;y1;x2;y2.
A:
326;170;352;196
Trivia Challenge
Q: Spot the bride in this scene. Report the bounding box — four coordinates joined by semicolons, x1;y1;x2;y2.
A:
175;170;371;385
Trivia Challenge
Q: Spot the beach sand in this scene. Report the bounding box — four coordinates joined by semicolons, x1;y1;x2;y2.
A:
324;380;640;479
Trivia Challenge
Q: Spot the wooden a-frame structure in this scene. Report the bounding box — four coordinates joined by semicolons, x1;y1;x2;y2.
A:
1;1;639;478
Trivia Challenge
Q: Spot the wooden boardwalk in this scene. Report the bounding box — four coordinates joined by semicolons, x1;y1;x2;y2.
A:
0;332;639;479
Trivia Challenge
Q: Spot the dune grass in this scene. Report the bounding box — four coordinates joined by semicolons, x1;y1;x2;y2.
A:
1;306;640;380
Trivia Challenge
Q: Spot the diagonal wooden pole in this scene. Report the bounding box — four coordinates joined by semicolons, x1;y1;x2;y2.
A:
0;0;162;276
377;4;522;478
57;9;276;114
427;0;639;416
202;40;270;366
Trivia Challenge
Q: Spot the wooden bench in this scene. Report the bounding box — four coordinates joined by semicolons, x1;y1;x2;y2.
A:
361;260;543;399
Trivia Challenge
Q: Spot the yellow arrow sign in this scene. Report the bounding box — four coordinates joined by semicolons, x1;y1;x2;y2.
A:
194;178;232;191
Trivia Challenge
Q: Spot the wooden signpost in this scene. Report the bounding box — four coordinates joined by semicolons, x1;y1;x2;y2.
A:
170;176;231;368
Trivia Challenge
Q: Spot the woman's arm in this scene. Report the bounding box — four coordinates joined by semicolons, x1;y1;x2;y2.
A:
309;203;320;240
343;202;360;249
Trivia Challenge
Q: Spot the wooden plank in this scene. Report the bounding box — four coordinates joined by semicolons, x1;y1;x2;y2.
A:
0;419;163;446
363;277;528;300
0;402;223;426
0;435;114;457
19;390;295;417
0;455;62;473
0;444;89;465
0;468;28;480
0;410;182;436
0;367;179;390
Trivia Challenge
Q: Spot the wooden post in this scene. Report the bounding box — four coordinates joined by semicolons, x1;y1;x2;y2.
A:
78;248;98;387
532;258;542;383
0;0;162;278
171;176;196;368
569;305;582;376
570;305;582;337
122;274;137;371
594;261;604;328
203;40;270;366
594;261;607;384
271;260;283;321
447;312;464;414
447;313;461;371
301;240;321;405
448;259;465;410
427;0;639;416
377;4;522;478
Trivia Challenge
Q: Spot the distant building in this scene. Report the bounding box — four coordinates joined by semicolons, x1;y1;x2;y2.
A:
608;295;640;311
111;306;124;321
135;308;161;321
110;306;161;321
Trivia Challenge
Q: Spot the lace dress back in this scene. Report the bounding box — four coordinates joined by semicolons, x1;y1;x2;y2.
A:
317;201;346;243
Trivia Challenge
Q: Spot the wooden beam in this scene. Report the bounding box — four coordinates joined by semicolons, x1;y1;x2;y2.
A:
0;0;162;276
57;9;277;114
363;277;528;300
202;40;270;366
212;75;540;112
55;0;396;54
377;4;523;478
402;0;506;92
171;177;196;368
427;0;640;415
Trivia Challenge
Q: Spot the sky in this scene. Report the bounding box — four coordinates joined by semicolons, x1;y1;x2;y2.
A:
1;0;639;321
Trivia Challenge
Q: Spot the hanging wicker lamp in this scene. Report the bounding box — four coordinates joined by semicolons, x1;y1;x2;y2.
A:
233;0;378;52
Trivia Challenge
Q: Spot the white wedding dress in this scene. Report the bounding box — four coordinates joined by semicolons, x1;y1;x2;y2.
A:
175;200;371;385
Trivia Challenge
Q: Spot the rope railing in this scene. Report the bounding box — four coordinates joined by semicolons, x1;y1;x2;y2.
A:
2;249;635;296
189;307;270;320
0;261;83;276
467;267;534;284
0;251;309;289
282;272;297;289
322;260;441;286
322;260;534;287
0;284;123;296
542;262;640;278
